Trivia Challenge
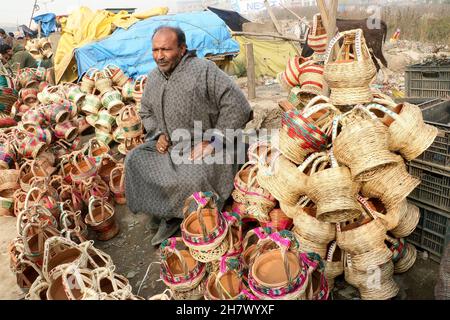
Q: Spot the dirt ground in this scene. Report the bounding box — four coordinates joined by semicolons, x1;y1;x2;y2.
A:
0;84;442;300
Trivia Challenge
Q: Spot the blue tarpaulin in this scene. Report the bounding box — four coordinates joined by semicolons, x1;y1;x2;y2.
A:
33;13;57;37
75;11;240;80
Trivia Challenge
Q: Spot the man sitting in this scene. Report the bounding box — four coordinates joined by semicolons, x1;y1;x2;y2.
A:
125;26;252;245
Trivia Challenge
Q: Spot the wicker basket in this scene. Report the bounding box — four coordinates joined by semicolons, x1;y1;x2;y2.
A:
366;198;408;231
104;64;129;87
361;161;420;209
324;29;376;105
116;105;143;138
205;270;246;300
109;163;126;205
233;162;276;222
69;152;97;183
83;138;110;166
307;14;327;56
293;230;328;258
94;71;113;96
390;201;420;238
260;208;293;232
281;55;304;89
248;231;310;300
181;192;229;262
366;100;438;161
293;202;336;245
85;196;119;241
336;196;387;256
256;149;309;206
279;104;337;164
297;60;328;100
306;151;361;223
324;241;344;288
159;237;207;293
132;75;147;104
333;111;402;181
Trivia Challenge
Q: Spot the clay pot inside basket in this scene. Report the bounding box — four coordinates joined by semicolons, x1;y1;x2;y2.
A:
339;214;372;232
184;209;220;235
207;271;242;300
47;274;82;300
17;265;40;290
166;249;198;276
98;274;129;294
86;248;112;270
46;248;83;276
252;250;300;288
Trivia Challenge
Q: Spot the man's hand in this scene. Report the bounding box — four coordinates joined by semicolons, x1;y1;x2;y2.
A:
189;141;214;161
156;133;170;154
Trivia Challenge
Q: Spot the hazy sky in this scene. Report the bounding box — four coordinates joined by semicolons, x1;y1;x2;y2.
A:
0;0;178;25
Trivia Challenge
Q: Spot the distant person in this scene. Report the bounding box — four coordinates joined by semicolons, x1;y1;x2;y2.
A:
0;29;13;47
0;43;37;70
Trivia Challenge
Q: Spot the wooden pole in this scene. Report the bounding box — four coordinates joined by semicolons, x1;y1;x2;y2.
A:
231;31;305;42
264;0;283;35
279;2;308;24
29;0;38;28
38;21;42;39
246;43;256;100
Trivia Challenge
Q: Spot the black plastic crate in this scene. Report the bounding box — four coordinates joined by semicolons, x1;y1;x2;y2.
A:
405;64;450;98
407;161;450;212
416;99;450;167
406;199;450;262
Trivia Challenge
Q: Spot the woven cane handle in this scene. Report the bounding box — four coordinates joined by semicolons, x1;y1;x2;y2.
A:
366;102;401;122
215;270;237;300
298;151;327;172
302;102;339;119
303;95;330;111
310;155;329;174
324;29;364;64
356;195;387;222
372;97;397;109
326;241;337;262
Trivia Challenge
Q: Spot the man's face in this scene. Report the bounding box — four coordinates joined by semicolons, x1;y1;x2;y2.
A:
0;49;12;63
152;30;186;75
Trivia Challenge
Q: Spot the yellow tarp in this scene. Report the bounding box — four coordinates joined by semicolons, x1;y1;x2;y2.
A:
54;6;168;84
224;36;300;78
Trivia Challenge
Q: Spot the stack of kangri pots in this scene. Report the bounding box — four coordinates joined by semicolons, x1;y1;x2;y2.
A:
0;63;151;299
154;28;437;301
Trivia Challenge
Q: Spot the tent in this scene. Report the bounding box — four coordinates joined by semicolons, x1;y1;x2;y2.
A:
75;11;240;80
207;6;250;31
33;13;57;37
54;6;169;84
